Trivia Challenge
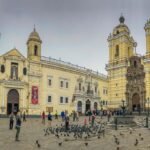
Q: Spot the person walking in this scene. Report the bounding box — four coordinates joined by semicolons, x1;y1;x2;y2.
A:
9;112;14;130
23;112;26;122
48;112;52;127
15;112;22;141
73;111;76;122
91;113;95;127
65;114;69;131
42;111;45;124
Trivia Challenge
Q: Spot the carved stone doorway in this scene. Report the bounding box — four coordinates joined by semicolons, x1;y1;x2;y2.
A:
132;93;140;112
94;102;98;110
77;101;82;113
85;99;91;112
7;89;19;115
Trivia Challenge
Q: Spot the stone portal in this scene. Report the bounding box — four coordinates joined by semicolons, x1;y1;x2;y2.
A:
7;89;19;115
126;56;146;112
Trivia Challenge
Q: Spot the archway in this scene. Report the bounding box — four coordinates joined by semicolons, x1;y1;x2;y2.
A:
7;89;19;115
132;93;140;112
77;101;82;113
94;102;98;110
85;99;91;112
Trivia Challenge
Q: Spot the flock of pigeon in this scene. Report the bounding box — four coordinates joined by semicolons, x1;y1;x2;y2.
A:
35;117;150;150
35;122;106;148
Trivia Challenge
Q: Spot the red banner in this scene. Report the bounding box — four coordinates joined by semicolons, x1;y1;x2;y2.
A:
32;86;38;104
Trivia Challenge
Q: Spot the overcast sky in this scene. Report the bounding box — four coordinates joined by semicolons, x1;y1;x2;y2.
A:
0;0;150;74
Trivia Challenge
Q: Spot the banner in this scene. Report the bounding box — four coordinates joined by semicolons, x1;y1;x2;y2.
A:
32;86;38;104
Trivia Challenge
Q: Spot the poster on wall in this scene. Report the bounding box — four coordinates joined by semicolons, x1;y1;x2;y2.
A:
32;86;38;104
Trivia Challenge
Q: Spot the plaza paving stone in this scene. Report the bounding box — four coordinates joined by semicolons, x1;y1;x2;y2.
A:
0;116;150;150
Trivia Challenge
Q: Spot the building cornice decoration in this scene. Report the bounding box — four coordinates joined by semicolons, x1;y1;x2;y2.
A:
41;56;108;81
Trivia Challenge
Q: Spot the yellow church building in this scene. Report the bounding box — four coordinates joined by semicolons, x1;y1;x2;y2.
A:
0;16;150;115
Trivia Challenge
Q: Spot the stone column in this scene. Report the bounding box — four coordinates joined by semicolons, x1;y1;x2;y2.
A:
82;101;85;114
74;100;78;112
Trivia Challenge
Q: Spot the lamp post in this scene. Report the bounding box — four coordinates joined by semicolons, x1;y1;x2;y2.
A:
100;101;103;119
145;97;149;128
147;97;150;117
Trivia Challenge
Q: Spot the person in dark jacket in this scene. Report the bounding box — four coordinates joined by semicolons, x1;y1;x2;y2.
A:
15;112;22;141
9;112;14;130
48;112;52;126
23;111;26;122
65;114;70;131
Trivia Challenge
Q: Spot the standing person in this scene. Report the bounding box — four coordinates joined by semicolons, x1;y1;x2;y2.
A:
9;112;14;130
65;114;69;131
91;113;95;127
15;112;22;141
42;111;45;124
55;110;58;119
73;111;76;122
61;111;65;121
88;109;92;122
48;112;52;127
23;112;26;122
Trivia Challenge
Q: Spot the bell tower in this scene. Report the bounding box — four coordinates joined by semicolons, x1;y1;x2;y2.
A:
27;27;42;61
108;15;135;63
106;15;136;109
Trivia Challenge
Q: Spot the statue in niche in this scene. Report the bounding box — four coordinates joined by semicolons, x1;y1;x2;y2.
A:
11;65;18;80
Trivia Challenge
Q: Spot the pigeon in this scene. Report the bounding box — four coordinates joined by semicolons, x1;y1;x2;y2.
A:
134;139;138;146
98;135;100;139
141;137;144;141
55;134;59;138
85;142;88;146
116;146;120;150
36;140;41;148
58;142;62;146
120;132;124;137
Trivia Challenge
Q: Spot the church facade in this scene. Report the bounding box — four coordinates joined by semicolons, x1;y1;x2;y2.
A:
0;16;150;115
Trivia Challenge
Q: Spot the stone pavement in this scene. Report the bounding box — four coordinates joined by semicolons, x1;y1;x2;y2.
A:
0;116;150;150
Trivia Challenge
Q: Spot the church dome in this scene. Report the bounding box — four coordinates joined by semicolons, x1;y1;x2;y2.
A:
112;15;130;35
27;27;42;44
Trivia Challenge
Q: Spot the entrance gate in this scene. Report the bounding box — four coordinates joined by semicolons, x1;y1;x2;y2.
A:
7;89;19;115
132;93;140;111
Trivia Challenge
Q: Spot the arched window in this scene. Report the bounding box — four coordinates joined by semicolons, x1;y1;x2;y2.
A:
115;45;119;57
116;30;119;34
34;45;38;56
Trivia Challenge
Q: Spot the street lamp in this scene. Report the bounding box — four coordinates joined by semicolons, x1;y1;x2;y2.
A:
100;101;103;118
147;97;150;117
145;97;149;128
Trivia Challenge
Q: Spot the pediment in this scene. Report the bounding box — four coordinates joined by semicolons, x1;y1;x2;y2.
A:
2;48;26;60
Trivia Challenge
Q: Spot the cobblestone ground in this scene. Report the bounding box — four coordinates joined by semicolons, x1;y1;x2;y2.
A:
0;116;150;150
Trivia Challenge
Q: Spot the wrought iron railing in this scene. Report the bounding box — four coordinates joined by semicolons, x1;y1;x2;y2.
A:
41;56;107;79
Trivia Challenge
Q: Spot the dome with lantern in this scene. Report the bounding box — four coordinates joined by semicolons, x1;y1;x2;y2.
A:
112;15;130;35
27;27;42;44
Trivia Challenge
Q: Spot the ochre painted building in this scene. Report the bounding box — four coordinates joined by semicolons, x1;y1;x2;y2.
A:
0;16;150;115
